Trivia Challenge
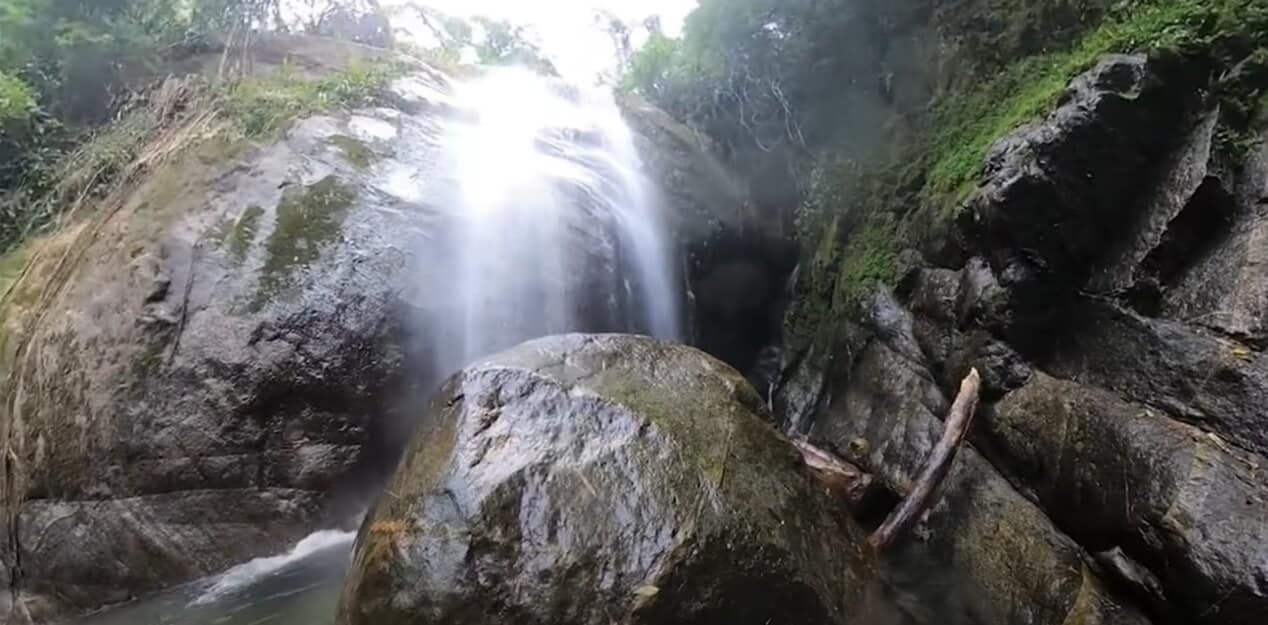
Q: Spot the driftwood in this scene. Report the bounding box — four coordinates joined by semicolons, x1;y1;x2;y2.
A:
868;367;981;551
795;440;876;512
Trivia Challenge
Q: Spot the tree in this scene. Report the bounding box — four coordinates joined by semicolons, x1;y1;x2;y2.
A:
470;17;555;75
388;6;555;75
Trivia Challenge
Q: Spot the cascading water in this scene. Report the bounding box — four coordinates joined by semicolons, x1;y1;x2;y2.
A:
413;67;681;380
71;68;682;625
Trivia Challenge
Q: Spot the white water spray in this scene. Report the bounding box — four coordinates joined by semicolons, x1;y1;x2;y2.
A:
412;67;682;377
189;530;355;606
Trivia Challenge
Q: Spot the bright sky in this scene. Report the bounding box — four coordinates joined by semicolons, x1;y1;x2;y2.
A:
382;0;698;82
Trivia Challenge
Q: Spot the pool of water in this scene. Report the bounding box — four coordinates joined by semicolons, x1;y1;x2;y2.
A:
70;532;353;625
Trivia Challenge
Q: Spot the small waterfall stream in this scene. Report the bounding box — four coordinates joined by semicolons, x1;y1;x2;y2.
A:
70;68;681;625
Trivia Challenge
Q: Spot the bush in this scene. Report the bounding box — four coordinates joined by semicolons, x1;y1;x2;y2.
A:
221;59;406;138
0;70;34;123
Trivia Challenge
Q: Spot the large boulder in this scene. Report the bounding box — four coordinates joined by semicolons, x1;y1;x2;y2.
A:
336;334;875;625
988;372;1268;622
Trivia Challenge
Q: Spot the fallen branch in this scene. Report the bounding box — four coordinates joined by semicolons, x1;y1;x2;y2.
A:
869;367;981;551
796;440;875;512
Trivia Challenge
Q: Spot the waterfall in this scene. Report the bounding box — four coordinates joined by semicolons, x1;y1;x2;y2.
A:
412;67;681;379
69;67;683;625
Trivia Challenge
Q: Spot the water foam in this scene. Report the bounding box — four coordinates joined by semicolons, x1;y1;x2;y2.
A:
189;530;355;606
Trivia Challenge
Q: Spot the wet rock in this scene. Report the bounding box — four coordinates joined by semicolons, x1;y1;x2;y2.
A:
0;51;745;618
970;54;1206;284
1163;131;1268;343
1088;107;1222;295
988;372;1268;625
0;102;441;618
782;46;1268;625
1046;299;1268;459
806;335;1150;625
622;96;797;374
17;490;325;609
337;334;872;625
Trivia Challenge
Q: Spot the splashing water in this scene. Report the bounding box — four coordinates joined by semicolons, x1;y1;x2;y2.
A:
189;530;355;605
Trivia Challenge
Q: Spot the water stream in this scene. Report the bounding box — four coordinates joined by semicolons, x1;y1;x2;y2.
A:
71;67;681;625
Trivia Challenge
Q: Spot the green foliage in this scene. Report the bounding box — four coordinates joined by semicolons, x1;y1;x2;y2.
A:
221;59;405;138
393;5;555;75
470;17;556;75
620;32;680;100
833;220;897;307
925;0;1268;203
0;105;157;253
0;70;34;122
0;0;402;261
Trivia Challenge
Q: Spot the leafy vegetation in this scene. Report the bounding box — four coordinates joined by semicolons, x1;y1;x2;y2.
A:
0;104;160;253
0;70;35;122
0;0;407;257
392;4;557;75
221;59;406;138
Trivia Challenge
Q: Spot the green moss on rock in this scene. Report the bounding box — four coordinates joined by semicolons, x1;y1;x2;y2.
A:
328;135;378;170
925;0;1268;201
208;205;265;265
786;0;1268;349
249;176;356;312
832;221;897;307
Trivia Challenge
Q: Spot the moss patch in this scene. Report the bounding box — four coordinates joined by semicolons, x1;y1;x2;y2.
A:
328;135;377;170
208;204;265;265
248;176;356;312
832;221;897;308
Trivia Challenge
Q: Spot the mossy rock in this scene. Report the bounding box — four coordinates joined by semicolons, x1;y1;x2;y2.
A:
249;175;357;311
328;135;378;170
208;204;266;265
338;334;875;625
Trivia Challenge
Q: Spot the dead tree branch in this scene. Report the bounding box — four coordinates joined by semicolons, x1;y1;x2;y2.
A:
869;367;981;551
796;440;875;512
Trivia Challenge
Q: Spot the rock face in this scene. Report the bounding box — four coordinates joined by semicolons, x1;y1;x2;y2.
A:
336;334;871;625
622;97;796;379
0;49;741;620
782;53;1268;625
0;69;455;619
